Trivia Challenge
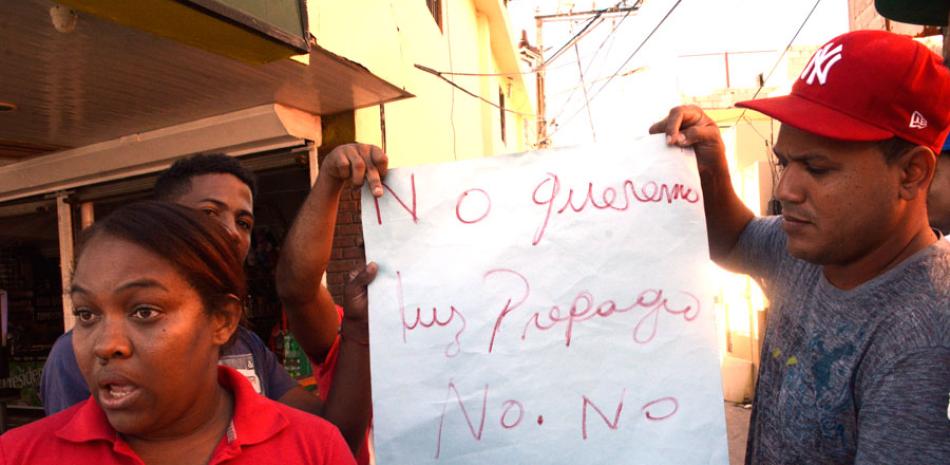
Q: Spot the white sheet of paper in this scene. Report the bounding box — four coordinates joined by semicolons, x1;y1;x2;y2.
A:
361;135;728;465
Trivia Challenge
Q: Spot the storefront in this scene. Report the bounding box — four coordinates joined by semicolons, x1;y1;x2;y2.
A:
0;123;324;426
0;0;409;425
0;199;61;424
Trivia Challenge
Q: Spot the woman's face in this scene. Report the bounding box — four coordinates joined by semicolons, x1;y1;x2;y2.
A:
70;233;235;438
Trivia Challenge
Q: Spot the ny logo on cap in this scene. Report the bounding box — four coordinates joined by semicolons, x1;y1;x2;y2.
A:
909;111;928;129
800;42;843;86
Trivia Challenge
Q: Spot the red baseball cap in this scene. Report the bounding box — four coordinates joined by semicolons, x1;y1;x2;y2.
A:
737;30;950;154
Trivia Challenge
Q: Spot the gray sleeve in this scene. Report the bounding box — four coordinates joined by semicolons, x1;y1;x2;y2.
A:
39;331;90;415
733;216;789;284
854;348;950;464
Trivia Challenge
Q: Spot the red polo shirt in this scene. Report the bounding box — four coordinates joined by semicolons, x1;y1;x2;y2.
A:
0;366;356;465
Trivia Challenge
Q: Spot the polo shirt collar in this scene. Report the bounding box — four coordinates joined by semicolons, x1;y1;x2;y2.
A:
53;365;289;448
55;395;115;443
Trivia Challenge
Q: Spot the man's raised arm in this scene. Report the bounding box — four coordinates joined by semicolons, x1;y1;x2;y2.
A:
275;143;387;361
649;105;756;267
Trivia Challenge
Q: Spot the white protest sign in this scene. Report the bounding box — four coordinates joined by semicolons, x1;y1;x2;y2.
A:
362;135;728;465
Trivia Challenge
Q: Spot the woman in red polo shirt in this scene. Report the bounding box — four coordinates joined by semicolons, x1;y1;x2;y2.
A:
0;201;360;465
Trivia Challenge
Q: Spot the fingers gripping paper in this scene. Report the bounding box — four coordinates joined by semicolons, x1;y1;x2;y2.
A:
361;136;728;464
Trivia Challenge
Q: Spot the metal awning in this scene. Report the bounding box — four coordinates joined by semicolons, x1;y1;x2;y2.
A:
0;0;412;164
0;104;320;203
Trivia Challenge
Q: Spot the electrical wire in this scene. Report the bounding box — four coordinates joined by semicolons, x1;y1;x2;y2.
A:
732;0;823;126
574;43;597;141
427;59;577;78
416;64;536;117
542;1;649;71
445;1;458;160
548;6;636;129
587;0;682;103
729;0;823;210
540;4;612;68
416;0;642;146
421;0;637;78
739;113;784;200
547;65;646;98
738;113;782;206
549;0;683;140
740;113;771;146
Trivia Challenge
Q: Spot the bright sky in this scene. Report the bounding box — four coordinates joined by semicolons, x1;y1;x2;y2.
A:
507;0;849;146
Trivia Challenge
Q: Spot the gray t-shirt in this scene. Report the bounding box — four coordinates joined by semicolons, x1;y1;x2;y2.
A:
736;216;950;465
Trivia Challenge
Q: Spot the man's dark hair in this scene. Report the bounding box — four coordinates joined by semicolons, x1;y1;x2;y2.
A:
153;153;258;201
877;137;919;164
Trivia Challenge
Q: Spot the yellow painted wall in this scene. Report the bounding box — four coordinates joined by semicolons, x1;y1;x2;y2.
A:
309;0;535;168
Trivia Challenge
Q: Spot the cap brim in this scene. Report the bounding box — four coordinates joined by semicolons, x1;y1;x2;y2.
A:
736;94;894;143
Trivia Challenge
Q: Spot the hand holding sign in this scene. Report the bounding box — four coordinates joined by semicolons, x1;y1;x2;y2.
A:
362;135;728;465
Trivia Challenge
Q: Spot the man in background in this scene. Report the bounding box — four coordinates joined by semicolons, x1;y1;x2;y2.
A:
40;148;375;454
876;0;950;234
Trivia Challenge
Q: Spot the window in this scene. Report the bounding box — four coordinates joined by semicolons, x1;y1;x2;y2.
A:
426;0;442;31
498;88;507;144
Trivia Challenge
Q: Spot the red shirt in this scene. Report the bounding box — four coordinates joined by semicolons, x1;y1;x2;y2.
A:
0;366;356;465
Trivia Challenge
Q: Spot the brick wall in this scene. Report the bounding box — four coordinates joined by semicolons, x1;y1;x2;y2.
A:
850;0;885;31
326;184;365;304
849;0;926;35
317;110;366;304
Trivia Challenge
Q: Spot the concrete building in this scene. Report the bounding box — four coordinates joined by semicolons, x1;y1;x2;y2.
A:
307;0;536;298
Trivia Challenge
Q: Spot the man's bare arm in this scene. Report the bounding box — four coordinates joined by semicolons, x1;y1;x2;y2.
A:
275;143;387;361
277;385;325;415
321;263;377;454
649;105;755;267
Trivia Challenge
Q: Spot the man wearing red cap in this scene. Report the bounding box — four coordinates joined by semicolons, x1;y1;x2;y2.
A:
876;0;950;235
651;30;950;464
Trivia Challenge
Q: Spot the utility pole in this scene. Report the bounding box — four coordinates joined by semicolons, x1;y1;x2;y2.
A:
533;1;642;147
535;15;547;147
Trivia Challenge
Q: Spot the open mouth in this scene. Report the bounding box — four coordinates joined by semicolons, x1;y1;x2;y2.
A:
97;379;141;410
